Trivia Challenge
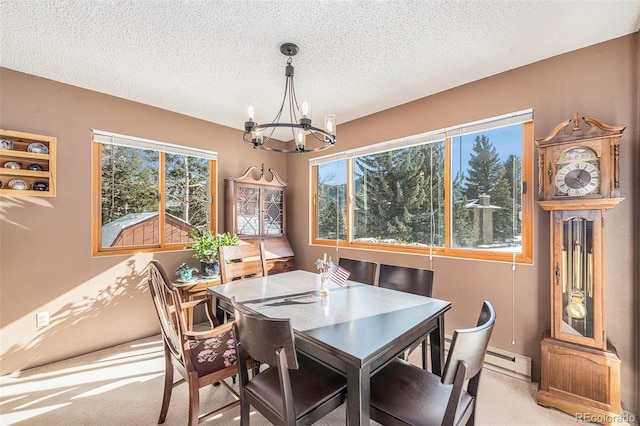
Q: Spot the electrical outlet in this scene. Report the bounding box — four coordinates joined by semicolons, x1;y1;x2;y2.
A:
36;311;49;327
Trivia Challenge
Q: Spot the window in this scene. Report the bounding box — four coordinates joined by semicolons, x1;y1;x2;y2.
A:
311;110;533;263
92;130;217;255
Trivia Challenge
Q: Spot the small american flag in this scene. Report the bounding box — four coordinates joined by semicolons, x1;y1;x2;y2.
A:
327;261;350;286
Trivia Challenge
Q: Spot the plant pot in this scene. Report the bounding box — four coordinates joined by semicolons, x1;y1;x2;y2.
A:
200;260;220;278
178;270;194;281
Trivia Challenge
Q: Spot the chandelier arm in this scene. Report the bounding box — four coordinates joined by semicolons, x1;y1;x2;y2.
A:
289;77;301;122
271;75;290;125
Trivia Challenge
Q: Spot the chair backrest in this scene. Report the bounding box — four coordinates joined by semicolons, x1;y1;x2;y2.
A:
441;301;496;385
338;258;377;285
219;241;268;283
231;297;298;369
147;260;184;362
378;264;434;297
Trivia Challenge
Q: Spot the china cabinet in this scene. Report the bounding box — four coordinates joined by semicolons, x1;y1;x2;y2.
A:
0;129;56;196
225;165;294;274
535;113;624;421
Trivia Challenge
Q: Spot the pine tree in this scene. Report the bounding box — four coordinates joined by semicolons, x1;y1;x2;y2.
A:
461;135;522;244
165;154;209;228
316;169;346;240
101;145;159;225
353;143;444;244
463;135;502;200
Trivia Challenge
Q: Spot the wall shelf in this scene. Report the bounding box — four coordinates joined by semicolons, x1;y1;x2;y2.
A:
0;129;56;197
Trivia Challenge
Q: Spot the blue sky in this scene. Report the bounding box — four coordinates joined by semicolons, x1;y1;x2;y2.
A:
318;124;522;185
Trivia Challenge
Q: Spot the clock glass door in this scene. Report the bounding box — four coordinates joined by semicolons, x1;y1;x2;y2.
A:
561;217;594;339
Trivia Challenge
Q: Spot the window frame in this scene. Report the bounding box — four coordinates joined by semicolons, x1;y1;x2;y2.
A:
91;130;217;256
310;111;534;264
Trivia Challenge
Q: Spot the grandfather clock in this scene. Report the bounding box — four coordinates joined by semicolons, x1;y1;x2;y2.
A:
535;113;624;421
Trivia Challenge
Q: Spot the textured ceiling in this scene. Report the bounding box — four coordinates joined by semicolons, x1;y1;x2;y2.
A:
1;1;639;138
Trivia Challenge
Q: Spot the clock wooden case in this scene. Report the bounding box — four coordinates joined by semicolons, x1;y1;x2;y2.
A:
536;113;624;210
535;113;625;422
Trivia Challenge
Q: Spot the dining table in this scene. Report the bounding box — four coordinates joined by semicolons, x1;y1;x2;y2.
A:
207;269;451;426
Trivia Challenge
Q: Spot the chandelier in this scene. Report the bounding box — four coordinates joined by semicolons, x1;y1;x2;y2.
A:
243;43;336;153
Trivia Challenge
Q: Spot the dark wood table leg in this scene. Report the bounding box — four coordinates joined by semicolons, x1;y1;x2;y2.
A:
429;314;445;376
346;363;369;426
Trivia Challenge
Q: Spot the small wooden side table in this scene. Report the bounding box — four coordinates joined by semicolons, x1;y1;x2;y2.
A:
173;276;221;329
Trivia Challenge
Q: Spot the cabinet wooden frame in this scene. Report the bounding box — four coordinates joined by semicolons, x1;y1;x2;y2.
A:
225;165;294;274
0;129;56;197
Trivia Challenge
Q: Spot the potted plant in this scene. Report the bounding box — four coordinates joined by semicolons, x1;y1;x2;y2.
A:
185;229;240;278
175;263;197;282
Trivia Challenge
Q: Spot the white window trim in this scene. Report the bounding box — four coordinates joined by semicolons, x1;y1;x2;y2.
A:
309;108;532;166
93;129;218;160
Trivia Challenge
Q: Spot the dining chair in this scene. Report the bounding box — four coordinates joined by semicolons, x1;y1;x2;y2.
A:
337;257;377;285
218;242;268;322
147;260;244;425
231;297;347;426
378;263;435;368
219;241;268;284
370;300;496;426
378;263;434;297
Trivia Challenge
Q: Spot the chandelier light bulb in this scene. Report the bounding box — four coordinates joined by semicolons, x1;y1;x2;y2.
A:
301;101;309;118
247;105;255;121
296;130;305;150
324;114;335;135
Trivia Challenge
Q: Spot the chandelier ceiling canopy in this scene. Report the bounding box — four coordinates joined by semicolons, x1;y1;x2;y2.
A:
243;43;336;154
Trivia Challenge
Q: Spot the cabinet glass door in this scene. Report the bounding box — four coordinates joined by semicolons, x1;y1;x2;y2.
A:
263;188;284;235
236;186;260;235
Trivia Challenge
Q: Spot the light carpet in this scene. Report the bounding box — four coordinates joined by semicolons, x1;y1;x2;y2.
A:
0;334;610;425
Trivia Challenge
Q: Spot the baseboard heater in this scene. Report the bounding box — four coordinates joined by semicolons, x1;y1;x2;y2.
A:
435;335;532;382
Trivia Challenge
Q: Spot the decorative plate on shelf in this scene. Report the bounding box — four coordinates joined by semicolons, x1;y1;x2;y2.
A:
4;161;20;169
27;163;44;171
27;142;49;154
0;139;13;150
8;179;29;190
33;181;49;191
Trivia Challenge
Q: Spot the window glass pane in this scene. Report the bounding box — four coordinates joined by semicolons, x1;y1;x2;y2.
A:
451;125;522;252
353;142;445;246
316;160;347;240
100;145;159;248
164;154;210;244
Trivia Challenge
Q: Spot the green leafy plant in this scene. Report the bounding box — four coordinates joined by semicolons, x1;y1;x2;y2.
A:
185;229;239;261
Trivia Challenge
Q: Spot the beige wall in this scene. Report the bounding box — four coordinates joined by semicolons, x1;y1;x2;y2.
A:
286;33;638;413
1;33;638;413
0;68;282;372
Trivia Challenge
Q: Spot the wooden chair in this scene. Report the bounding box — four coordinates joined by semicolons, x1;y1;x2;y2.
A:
378;263;435;368
337;257;377;285
147;260;242;425
370;301;496;426
218;242;268;321
231;297;347;425
219;241;268;284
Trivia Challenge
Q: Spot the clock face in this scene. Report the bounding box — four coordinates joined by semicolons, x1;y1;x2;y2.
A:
555;161;600;196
